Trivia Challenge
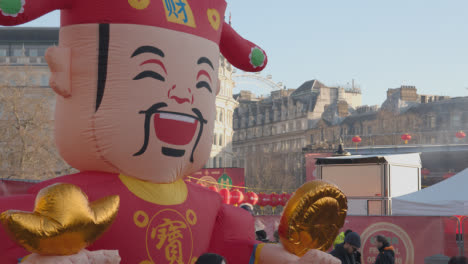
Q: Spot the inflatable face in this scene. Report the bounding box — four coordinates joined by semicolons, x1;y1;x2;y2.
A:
51;24;219;183
0;0;267;183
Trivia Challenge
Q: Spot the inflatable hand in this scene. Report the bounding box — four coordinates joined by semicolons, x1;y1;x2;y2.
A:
293;249;340;264
21;249;121;264
0;183;119;256
279;181;348;256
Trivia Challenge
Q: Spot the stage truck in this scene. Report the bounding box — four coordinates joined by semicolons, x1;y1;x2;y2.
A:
315;153;421;216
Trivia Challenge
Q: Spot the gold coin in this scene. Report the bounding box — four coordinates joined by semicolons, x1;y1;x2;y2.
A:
278;181;347;257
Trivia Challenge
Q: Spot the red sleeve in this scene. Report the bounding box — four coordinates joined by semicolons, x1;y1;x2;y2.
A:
207;204;260;264
0;194;35;263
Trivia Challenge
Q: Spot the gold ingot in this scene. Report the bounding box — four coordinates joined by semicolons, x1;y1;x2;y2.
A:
0;183;120;256
278;181;347;257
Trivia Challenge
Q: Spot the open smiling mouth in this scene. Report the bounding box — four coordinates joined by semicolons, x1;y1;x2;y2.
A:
134;103;207;162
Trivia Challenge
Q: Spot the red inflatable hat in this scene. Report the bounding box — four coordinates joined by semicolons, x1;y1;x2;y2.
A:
0;0;267;72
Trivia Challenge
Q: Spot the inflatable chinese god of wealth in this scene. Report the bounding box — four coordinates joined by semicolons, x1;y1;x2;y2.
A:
0;0;346;263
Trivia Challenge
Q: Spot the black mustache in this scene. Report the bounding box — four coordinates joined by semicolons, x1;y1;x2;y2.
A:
133;102;207;163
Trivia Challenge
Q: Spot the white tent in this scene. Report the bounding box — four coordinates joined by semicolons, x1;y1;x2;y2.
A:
392;168;468;216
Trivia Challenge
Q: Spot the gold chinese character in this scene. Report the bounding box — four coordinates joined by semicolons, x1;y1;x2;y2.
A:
151;218;187;264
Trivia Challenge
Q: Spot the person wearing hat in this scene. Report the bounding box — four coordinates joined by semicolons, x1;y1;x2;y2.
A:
0;1;340;264
374;235;395;264
239;203;255;216
195;253;227;264
330;232;361;264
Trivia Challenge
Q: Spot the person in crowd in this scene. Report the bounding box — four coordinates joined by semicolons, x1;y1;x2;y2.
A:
239;203;254;216
330;232;361;264
195;253;227;264
374;235;395;264
255;230;269;243
344;230;353;236
333;231;345;248
273;230;280;243
333;230;361;264
345;230;361;264
449;256;468;264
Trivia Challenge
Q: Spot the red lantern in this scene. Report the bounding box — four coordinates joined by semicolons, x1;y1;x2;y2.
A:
258;193;270;209
443;172;456;180
421;168;430;176
270;193;280;208
246;191;259;206
231;189;244;206
401;134;412;144
280;193;289;206
219;188;231;204
456;131;466;139
352;136;362;143
208;186;218;193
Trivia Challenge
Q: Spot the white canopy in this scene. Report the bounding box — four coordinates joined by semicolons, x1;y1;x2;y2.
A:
392;168;468;216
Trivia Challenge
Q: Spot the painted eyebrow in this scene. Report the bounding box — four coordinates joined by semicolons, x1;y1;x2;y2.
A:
140;59;168;75
131;46;165;58
197;57;214;70
197;70;212;82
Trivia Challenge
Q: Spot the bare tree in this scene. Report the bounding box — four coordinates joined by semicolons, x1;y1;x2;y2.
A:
245;148;305;215
0;66;74;180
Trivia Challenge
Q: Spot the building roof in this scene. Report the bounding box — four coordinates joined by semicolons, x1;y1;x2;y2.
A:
406;97;468;114
341;111;379;125
0;27;59;43
291;80;327;97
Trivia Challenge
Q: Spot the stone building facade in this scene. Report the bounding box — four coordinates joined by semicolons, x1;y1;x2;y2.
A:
207;56;238;168
232;80;362;189
233;81;468;189
306;86;465;149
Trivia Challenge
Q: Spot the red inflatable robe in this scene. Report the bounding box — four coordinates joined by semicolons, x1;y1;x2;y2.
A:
0;172;263;264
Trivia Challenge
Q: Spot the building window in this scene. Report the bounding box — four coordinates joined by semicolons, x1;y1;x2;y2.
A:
430;116;436;128
219;135;223;146
218;157;223;168
296;120;302;130
40;75;49;87
28;76;37;86
367;126;372;135
219;111;223;122
13;49;23;56
310;135;314;144
213;158;217;168
0;49;6;56
232;159;238;167
29;49;38;57
213;134;217;145
452;114;461;128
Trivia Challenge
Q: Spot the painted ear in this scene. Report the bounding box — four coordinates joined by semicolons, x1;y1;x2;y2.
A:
45;46;72;98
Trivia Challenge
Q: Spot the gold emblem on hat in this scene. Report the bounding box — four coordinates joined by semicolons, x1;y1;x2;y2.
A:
207;9;220;31
129;0;151;10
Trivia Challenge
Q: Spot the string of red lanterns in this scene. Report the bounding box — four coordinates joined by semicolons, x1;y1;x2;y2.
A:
199;185;293;208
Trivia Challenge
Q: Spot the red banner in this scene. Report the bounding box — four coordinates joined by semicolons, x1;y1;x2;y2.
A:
256;215;459;263
0;180;37;197
188;168;245;189
305;153;332;182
